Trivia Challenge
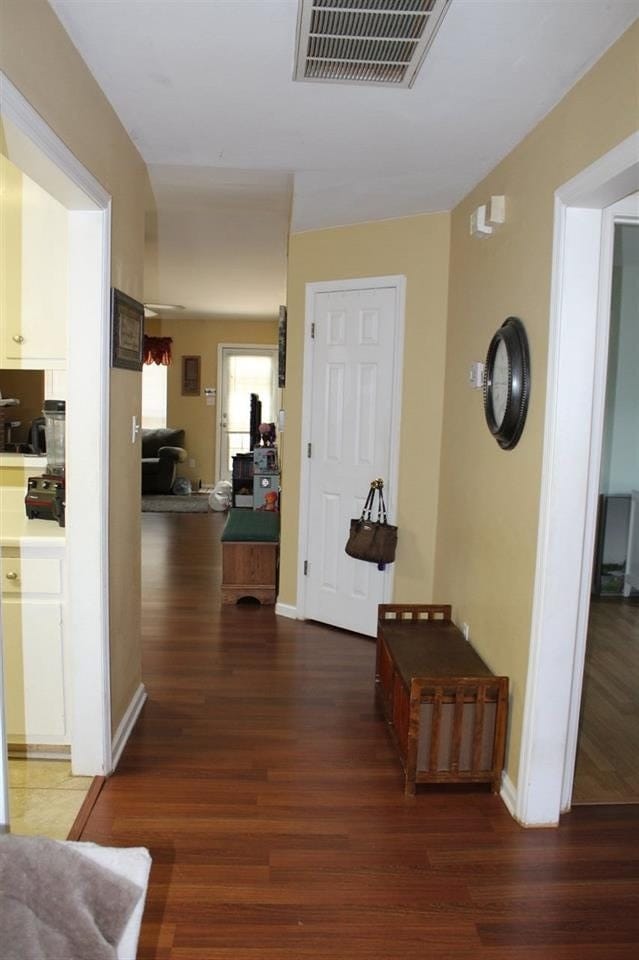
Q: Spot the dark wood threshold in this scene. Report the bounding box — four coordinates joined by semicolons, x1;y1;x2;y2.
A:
66;775;106;841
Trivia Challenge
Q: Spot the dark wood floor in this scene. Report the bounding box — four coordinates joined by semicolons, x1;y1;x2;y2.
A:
79;513;639;959
573;598;639;804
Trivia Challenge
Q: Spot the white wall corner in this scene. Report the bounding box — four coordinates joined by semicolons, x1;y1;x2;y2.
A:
503;769;563;828
275;602;299;620
111;684;147;771
499;771;518;820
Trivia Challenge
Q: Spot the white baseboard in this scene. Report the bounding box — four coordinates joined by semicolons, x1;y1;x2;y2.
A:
500;771;560;827
111;683;147;772
500;770;517;820
275;602;298;619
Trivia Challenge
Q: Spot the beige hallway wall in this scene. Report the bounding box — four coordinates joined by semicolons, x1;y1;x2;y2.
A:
434;21;639;789
281;212;451;608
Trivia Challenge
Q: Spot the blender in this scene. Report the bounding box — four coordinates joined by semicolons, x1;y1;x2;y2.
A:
25;400;66;526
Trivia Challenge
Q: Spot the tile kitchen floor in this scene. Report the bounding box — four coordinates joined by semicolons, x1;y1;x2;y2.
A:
8;758;92;839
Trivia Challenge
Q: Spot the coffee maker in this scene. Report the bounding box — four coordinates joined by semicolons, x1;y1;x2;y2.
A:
25;400;66;527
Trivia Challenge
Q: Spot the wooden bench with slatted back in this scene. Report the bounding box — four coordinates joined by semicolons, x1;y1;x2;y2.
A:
376;604;508;796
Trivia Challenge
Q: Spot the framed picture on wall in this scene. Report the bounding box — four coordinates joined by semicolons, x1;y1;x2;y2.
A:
181;355;201;396
111;288;144;371
278;305;287;388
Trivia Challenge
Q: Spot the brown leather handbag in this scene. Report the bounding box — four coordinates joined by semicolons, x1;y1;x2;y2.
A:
345;479;398;567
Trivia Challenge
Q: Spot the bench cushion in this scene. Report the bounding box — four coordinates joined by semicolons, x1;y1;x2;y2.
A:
221;508;279;543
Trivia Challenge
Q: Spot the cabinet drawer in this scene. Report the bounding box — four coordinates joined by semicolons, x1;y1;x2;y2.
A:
2;600;66;740
1;557;62;596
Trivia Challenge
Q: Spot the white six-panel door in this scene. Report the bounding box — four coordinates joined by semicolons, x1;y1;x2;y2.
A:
301;280;404;637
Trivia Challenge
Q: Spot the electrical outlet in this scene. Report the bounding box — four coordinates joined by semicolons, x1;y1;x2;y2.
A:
461;622;470;642
189;458;196;468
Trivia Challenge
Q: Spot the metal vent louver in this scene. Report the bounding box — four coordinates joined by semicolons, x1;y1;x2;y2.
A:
294;0;451;88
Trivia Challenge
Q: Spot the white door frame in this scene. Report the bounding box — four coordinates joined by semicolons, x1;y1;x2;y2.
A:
0;74;112;780
214;343;278;482
0;614;8;830
296;275;406;623
515;132;639;827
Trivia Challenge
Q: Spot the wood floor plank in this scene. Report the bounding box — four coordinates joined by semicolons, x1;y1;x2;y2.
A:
573;598;639;803
77;513;639;959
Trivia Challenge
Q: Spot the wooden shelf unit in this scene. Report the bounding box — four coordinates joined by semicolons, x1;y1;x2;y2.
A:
231;453;254;508
376;604;508;796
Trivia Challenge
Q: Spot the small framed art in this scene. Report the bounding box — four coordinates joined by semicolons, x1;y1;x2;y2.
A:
111;288;144;371
181;355;201;396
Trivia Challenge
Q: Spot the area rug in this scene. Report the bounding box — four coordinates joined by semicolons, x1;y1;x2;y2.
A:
141;495;210;513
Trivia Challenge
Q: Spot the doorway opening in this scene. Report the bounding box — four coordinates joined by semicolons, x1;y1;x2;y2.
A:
215;345;278;483
573;214;639;805
515;136;639;827
0;74;112;832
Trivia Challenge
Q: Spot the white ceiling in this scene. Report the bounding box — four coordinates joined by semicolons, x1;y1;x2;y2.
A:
48;0;638;320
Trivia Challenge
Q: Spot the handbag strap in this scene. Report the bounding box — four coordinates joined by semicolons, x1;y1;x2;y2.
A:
361;478;389;525
360;483;376;521
374;478;388;525
378;488;388;524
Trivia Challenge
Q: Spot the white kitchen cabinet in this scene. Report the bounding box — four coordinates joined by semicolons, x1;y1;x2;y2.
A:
1;541;68;749
0;156;67;369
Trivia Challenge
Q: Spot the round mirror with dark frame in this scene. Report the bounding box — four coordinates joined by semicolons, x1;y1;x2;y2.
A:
483;316;530;450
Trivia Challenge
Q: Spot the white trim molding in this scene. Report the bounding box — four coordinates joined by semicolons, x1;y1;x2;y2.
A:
0;73;108;208
0;72;113;778
111;684;148;771
517;133;639;826
67;208;113;775
274;601;298;620
499;772;518;821
0;616;9;831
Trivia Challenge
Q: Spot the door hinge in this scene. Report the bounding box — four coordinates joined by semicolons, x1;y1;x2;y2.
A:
304;560;309;576
307;442;312;458
310;322;316;339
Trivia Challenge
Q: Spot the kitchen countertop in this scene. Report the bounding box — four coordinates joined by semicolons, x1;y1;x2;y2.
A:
0;513;65;547
0;485;65;547
0;453;47;469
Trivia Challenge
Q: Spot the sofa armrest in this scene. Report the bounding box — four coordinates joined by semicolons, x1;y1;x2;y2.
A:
158;445;187;462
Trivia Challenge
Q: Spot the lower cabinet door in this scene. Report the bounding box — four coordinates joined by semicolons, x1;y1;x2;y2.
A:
2;599;66;741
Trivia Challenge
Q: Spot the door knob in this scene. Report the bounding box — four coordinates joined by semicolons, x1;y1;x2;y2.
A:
12;335;25;344
5;571;18;580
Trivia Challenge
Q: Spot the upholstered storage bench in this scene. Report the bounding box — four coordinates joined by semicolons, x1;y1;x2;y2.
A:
221;509;279;605
376;604;508;796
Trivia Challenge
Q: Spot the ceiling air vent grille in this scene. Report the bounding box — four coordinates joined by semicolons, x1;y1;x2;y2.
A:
294;0;451;88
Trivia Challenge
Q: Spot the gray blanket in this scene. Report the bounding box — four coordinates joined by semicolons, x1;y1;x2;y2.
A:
0;835;143;960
